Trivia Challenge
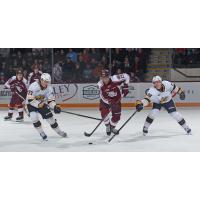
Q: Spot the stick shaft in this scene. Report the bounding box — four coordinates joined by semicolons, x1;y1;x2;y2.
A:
61;110;101;121
108;110;138;142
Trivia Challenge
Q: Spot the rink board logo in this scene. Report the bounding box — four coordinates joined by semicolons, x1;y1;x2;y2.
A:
0;87;11;98
82;85;100;100
53;84;78;102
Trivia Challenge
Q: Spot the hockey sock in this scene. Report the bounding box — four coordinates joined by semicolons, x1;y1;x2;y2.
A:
170;112;188;129
144;116;154;129
8;108;14;117
33;121;45;134
178;119;188;129
46;117;62;134
18;107;24;118
103;115;110;126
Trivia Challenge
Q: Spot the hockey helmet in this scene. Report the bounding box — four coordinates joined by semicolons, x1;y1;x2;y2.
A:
41;73;51;83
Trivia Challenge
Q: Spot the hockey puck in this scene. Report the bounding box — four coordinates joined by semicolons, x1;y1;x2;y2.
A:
88;142;93;145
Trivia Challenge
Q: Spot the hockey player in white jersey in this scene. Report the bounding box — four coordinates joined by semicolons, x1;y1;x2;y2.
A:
26;73;67;140
135;76;191;135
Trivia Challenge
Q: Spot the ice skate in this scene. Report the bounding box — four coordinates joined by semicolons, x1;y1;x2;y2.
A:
4;116;12;121
143;127;148;136
40;132;48;141
106;124;111;136
57;131;67;138
16;116;24;122
185;126;192;135
111;126;119;135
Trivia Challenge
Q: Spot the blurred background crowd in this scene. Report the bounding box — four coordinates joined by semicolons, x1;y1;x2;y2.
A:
173;48;200;66
0;48;199;84
0;48;150;84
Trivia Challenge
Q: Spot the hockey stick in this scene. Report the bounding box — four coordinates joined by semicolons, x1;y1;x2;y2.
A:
84;119;104;137
84;112;110;137
61;110;101;121
108;110;138;143
15;91;30;117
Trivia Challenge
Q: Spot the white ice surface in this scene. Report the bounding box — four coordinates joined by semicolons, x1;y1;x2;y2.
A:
0;107;199;152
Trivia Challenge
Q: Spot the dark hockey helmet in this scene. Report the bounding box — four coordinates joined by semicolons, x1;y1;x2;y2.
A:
100;69;110;78
16;70;23;75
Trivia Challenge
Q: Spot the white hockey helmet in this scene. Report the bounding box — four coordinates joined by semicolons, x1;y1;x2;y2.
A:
152;75;162;83
41;73;51;83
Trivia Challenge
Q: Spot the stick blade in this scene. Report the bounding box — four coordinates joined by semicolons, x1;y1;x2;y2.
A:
84;132;92;137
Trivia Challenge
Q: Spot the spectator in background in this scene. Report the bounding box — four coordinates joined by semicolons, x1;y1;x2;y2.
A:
92;62;103;81
126;48;135;65
72;63;82;82
113;48;126;64
59;49;66;62
123;57;131;74
78;54;86;69
13;58;18;68
82;49;90;63
21;59;28;71
53;62;63;83
90;58;97;69
62;58;75;82
66;48;77;63
101;55;107;66
31;59;39;70
43;59;51;74
0;72;6;84
90;48;100;61
83;64;92;82
130;71;140;82
133;55;140;76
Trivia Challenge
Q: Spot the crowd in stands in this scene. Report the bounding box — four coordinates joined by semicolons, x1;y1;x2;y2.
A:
0;48;150;84
173;48;200;66
53;48;150;83
0;48;52;84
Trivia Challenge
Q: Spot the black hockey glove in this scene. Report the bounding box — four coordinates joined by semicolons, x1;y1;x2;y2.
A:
54;105;61;114
136;100;143;112
179;91;185;100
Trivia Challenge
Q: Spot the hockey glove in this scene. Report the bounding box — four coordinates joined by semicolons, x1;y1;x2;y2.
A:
54;105;61;114
136;100;143;112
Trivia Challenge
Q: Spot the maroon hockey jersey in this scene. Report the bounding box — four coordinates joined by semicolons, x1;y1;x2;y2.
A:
98;73;130;105
28;71;42;85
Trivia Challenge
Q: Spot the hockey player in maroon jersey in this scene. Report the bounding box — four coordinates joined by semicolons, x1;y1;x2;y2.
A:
98;69;130;135
4;70;28;122
28;65;42;85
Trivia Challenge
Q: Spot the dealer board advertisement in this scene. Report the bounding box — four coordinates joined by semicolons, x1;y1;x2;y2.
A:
0;82;200;104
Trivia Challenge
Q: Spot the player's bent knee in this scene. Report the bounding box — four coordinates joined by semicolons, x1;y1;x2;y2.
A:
51;122;58;129
33;121;41;128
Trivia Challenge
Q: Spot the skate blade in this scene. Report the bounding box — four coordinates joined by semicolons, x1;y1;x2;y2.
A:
16;120;24;122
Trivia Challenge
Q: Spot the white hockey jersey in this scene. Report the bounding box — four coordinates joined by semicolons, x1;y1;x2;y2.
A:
144;80;177;105
26;81;56;108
